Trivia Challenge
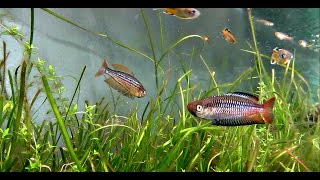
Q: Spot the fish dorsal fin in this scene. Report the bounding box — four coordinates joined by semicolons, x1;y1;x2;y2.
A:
111;64;133;75
226;92;259;102
105;78;134;99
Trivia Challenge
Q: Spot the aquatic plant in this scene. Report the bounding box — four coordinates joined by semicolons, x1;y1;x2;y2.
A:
0;8;318;172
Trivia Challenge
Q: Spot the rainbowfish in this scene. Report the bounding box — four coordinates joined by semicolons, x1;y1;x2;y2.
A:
153;8;200;20
271;47;294;65
222;28;237;44
187;92;275;126
275;32;294;41
256;18;274;26
95;59;146;98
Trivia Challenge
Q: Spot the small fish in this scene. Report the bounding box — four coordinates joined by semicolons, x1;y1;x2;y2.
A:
95;59;146;98
153;8;200;20
187;92;276;126
256;18;274;26
275;32;294;41
298;40;312;48
222;28;237;44
271;47;294;65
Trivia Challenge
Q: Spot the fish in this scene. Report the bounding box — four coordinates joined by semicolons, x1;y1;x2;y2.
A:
275;32;294;41
271;47;294;65
95;59;147;98
256;18;274;26
187;92;276;126
153;8;200;20
222;28;237;44
298;40;312;48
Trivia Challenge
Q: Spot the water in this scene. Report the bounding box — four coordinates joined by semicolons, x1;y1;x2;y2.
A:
0;8;319;124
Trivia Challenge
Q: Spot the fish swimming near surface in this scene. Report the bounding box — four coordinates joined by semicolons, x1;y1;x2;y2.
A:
187;92;276;126
275;32;294;41
298;40;312;48
95;59;147;98
256;18;274;26
153;8;200;20
271;47;294;65
222;28;237;44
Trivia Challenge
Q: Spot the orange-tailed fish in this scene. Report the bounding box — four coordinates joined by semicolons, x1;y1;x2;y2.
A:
256;18;274;26
271;47;294;65
298;40;312;48
222;28;237;44
153;8;200;20
275;32;294;41
187;92;275;126
95;59;146;98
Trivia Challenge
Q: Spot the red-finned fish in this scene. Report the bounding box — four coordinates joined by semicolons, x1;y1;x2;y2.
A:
187;92;276;126
95;59;147;98
275;32;294;41
271;47;294;65
256;18;274;26
153;8;200;20
298;40;312;48
222;28;237;44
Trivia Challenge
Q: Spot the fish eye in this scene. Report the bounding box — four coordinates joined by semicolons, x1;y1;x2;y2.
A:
196;105;203;112
281;54;286;58
188;10;196;15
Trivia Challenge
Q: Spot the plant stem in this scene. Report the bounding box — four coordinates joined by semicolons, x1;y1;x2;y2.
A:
41;74;84;172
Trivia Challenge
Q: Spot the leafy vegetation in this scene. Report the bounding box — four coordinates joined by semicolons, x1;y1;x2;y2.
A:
0;8;318;172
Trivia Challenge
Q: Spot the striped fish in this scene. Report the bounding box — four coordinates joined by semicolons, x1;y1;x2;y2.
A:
95;59;146;98
187;92;276;126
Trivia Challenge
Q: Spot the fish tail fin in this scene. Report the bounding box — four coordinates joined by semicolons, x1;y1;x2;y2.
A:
95;59;109;77
163;8;175;15
262;97;276;124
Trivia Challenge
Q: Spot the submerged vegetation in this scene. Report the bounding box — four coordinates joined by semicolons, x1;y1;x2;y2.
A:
0;8;319;172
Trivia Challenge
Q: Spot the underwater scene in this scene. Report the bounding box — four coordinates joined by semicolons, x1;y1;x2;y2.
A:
0;8;319;172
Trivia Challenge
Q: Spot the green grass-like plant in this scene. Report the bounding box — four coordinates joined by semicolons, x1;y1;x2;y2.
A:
0;8;318;172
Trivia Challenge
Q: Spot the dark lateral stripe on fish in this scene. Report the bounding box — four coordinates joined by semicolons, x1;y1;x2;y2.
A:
106;69;143;89
212;118;263;126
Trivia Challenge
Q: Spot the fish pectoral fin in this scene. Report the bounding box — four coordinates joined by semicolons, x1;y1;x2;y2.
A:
111;64;133;75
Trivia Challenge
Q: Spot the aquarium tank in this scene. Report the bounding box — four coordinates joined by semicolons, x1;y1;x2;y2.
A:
0;8;319;172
